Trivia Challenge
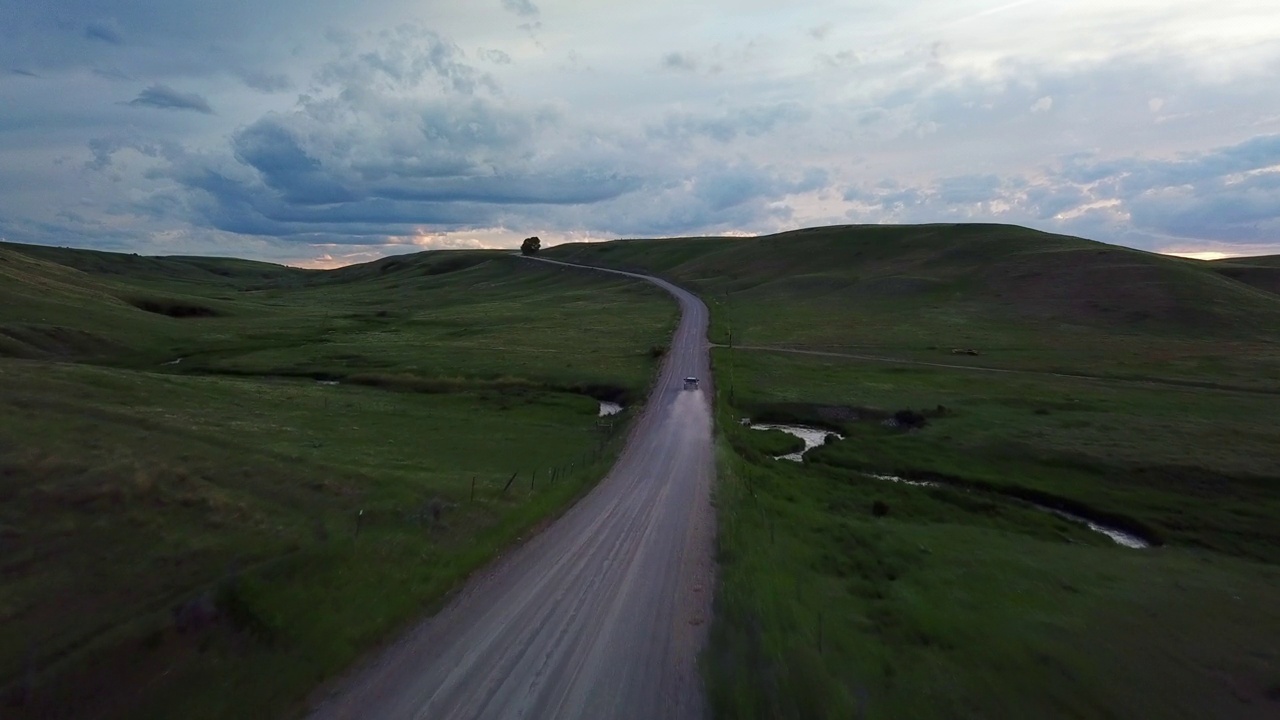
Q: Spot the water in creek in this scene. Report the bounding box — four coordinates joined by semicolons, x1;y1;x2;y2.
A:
748;422;842;462
864;471;1149;548
748;423;1148;549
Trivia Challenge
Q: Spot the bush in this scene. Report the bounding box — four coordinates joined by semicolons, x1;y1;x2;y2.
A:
891;409;928;430
129;298;220;318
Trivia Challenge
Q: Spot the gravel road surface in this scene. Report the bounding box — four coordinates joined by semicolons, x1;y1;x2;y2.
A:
307;258;716;720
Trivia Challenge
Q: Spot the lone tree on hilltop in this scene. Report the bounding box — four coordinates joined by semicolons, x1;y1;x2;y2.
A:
521;236;541;255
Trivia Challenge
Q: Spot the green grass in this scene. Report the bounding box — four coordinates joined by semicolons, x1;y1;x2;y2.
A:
8;227;1280;718
706;350;1280;718
545;224;1280;718
0;244;677;717
738;427;808;459
709;441;1280;719
549;224;1280;389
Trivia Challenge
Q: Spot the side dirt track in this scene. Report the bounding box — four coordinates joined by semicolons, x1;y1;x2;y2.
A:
307;258;716;719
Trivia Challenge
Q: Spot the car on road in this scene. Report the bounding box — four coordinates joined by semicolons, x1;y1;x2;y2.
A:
683;376;699;390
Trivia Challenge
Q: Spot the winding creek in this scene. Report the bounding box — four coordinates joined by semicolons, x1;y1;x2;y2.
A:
749;422;1149;549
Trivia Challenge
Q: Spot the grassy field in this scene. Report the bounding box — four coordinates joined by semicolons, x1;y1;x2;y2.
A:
0;243;677;718
7;226;1279;719
548;224;1280;390
553;225;1280;719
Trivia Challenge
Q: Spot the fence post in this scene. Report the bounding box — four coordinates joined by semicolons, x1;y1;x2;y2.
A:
355;509;364;538
470;476;476;502
502;471;518;494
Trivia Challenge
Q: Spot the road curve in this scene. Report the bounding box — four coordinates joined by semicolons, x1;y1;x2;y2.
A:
307;257;716;720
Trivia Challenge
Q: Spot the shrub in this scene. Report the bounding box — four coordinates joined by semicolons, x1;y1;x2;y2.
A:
891;409;928;430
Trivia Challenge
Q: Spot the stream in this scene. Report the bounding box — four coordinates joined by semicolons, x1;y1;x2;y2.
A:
749;422;1148;549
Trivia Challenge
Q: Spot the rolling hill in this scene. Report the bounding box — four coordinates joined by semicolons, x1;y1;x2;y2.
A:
547;224;1280;388
1212;254;1280;296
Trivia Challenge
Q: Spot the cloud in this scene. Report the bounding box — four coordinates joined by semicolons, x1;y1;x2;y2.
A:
4;1;1280;262
127;84;214;114
480;48;512;65
648;103;810;144
232;119;356;204
835;133;1280;251
661;52;698;72
315;27;496;95
500;0;540;19
84;21;123;45
84;135;164;171
809;23;834;41
934;174;1004;204
238;69;293;93
147;65;826;244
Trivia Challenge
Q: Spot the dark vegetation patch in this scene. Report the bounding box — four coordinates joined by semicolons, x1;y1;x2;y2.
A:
744;402;882;430
744;401;950;433
128;298;220;318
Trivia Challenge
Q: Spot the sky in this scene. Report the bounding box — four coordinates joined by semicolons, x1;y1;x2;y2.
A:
2;0;1279;267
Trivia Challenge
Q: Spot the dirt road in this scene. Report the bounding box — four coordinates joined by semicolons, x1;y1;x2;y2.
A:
307;258;716;720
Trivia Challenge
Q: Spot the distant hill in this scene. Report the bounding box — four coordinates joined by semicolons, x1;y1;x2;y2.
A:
546;224;1280;345
3;242;303;286
6;227;1278;378
0;241;309;359
0;241;594;371
1212;255;1280;296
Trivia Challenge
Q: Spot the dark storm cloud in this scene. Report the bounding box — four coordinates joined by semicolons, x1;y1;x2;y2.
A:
127;84;214;114
232;120;355;204
150;67;823;242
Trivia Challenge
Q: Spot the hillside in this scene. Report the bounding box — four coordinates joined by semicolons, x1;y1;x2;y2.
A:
0;242;671;394
0;241;678;718
1212;254;1280;296
566;227;1280;718
547;224;1280;388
